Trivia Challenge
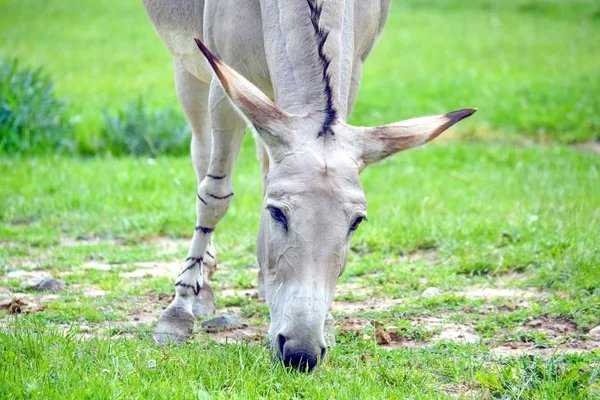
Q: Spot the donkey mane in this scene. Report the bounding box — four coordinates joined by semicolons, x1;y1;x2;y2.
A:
307;0;337;137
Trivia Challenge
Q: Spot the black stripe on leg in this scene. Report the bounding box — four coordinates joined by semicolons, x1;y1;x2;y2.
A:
177;257;203;277
205;251;215;259
175;281;201;296
207;174;226;180
195;226;214;234
197;193;207;205
207;192;234;200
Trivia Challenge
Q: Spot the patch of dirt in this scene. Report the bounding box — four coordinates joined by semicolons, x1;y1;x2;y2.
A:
337;316;478;348
4;269;50;280
202;324;269;344
491;339;600;357
0;290;60;313
442;383;486;399
399;249;439;262
143;236;189;256
219;288;257;299
60;238;122;247
335;282;370;297
3;237;596;358
335;316;599;356
574;140;600;155
0;241;21;249
0;287;12;298
521;316;578;338
130;308;160;325
120;261;181;278
336;317;371;334
382;249;439;266
333;298;404;313
70;284;108;297
456;287;538;300
0;298;44;313
59;236;188;255
80;261;116;271
144;291;175;304
419;318;479;343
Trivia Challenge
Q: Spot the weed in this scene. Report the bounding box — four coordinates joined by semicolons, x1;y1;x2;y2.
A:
0;58;74;154
101;98;189;156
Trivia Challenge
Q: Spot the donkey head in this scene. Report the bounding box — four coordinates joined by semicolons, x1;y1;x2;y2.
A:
195;39;475;370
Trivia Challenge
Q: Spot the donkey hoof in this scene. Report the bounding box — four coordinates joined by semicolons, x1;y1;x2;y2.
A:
154;306;195;345
192;284;216;318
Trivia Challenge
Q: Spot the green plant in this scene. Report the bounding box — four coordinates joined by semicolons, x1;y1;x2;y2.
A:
101;99;190;156
0;58;74;154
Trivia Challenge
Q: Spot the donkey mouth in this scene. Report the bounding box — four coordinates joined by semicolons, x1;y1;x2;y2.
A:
276;333;326;371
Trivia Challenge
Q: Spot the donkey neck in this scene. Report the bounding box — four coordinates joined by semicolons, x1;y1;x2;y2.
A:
259;0;354;126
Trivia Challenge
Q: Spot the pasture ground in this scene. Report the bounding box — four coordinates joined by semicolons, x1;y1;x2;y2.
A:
1;0;599;399
1;143;599;398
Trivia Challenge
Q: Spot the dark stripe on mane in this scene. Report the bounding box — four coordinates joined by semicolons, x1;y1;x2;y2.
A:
307;0;337;137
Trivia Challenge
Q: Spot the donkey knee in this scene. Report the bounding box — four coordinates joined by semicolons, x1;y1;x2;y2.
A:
196;179;234;227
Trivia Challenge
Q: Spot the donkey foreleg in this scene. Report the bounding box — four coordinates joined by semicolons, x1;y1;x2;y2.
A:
154;80;247;344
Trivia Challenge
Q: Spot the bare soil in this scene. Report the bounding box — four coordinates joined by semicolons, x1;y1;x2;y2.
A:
2;237;598;356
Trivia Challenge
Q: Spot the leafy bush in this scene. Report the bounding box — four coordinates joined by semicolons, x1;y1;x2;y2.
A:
0;58;74;154
0;58;191;157
101;99;190;156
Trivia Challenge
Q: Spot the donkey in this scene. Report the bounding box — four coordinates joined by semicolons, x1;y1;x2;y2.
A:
143;0;475;370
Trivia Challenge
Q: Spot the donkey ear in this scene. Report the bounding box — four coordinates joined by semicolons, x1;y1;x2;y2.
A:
357;109;477;165
194;38;293;146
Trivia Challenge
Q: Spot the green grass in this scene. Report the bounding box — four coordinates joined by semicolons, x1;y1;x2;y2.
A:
1;0;599;145
1;319;598;399
3;141;597;291
1;140;599;398
1;0;600;398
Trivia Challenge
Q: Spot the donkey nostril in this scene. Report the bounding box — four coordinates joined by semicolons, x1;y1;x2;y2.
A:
277;334;286;357
320;346;327;362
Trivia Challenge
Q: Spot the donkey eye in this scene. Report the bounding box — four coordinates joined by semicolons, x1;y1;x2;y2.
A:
267;205;288;231
350;216;366;232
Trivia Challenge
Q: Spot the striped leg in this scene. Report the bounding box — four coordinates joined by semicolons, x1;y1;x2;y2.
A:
154;78;246;344
192;239;217;318
172;61;218;318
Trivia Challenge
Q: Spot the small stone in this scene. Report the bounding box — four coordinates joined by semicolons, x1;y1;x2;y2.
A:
22;276;65;292
422;287;440;298
201;315;247;331
37;277;65;292
589;326;600;338
21;277;44;289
